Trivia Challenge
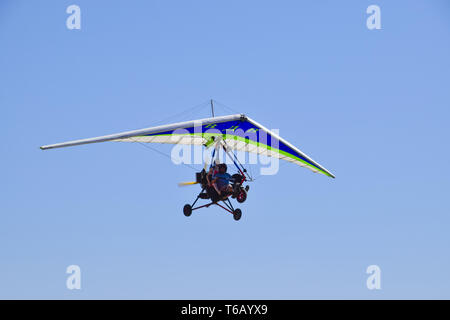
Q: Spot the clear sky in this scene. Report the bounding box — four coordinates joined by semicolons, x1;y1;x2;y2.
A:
1;0;449;299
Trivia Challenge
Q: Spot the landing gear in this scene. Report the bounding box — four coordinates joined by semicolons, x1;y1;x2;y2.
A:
181;139;251;221
183;204;192;217
233;209;242;221
183;189;243;221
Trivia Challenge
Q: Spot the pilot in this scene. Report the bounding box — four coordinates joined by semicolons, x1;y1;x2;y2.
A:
206;163;219;186
211;163;233;196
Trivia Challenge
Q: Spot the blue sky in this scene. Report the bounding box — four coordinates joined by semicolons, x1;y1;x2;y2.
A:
1;0;449;299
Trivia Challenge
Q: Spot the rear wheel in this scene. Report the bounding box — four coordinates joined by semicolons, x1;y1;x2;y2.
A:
183;204;192;217
233;209;242;221
236;189;247;203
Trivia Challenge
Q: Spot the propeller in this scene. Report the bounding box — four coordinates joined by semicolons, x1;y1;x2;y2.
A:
178;181;199;187
177;143;219;188
178;159;210;187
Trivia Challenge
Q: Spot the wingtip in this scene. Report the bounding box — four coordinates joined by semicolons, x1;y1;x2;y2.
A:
326;172;336;179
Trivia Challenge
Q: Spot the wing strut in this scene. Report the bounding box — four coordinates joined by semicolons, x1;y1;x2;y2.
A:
208;137;252;182
221;140;253;182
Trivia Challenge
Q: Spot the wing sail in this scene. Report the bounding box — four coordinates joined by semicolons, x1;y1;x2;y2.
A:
40;113;334;178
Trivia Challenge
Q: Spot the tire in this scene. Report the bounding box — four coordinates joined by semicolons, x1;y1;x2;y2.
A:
183;204;192;217
233;209;242;221
236;189;247;203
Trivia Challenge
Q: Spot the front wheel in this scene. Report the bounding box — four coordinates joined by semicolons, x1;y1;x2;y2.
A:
233;209;242;221
183;204;192;217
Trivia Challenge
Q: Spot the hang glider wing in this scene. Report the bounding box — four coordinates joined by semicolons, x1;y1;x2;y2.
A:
40;114;335;178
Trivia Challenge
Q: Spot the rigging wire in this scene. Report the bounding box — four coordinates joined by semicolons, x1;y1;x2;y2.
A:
147;99;211;127
129;138;199;171
212;99;241;115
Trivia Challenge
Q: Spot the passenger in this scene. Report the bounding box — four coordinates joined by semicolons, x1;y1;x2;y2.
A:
212;163;232;196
